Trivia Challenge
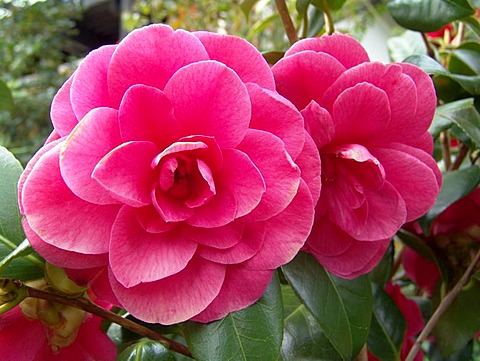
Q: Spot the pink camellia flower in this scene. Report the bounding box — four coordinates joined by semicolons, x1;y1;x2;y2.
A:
272;33;441;278
19;24;320;324
0;298;116;361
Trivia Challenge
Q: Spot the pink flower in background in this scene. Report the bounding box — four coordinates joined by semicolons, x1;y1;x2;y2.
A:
272;33;441;278
0;301;116;361
19;24;320;324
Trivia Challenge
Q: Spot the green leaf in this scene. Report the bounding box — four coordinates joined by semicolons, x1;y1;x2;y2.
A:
448;42;480;75
0;146;25;248
405;54;480;95
182;273;283;361
387;30;426;63
282;252;372;360
433;279;480;356
429;98;477;138
421;166;480;233
367;284;406;361
296;0;311;16
463;15;480;37
117;339;176;361
369;242;394;286
280;305;342;360
240;0;261;20
387;0;474;32
311;0;347;11
0;238;33;273
0;80;13;113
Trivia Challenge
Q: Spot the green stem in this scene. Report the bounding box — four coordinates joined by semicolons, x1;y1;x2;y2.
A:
0;235;44;270
405;247;480;361
274;0;299;44
24;285;193;358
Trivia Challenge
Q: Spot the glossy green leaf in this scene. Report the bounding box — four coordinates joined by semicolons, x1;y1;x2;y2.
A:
117;339;176;361
283;252;372;360
367;284;406;361
312;0;347;11
387;30;426;62
0;238;33;273
448;43;480;75
240;0;261;20
0;80;13;113
421;166;480;234
433;279;480;356
182;273;283;361
0;146;25;248
463;15;480;37
296;0;311;16
369;242;394;286
405;55;480;95
387;0;474;32
429;98;478;138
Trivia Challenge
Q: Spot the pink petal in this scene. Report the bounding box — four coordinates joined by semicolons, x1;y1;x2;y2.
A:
107;24;209;107
93;141;159;207
45;130;61;144
194;31;275;90
50;74;78;137
163;60;251;148
60;107;122;205
197;222;266;264
245;180;314;269
247;83;305;159
272;51;346;110
192;266;273;322
22;142;120;254
24;219;107;269
322;63;419;143
285;33;370;69
331;83;391;144
353;182;407;240
180;220;245;249
118;84;181;149
109;257;226;324
134;205;177;233
402;247;440;296
71;45;116;120
294;131;322;203
74;316;117;361
372;147;440;221
304;215;352;257
153;188;194;223
238;129;301;222
109;206;197;287
219;149;265;217
301;101;335;148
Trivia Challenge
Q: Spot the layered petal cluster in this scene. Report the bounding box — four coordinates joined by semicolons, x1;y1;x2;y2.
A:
272;33;441;278
0;302;116;361
19;24;320;324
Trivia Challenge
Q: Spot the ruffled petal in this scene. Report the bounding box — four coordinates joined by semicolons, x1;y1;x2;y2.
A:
247;83;305;159
284;33;370;69
194;31;275;90
238;129;301;222
181;220;245;249
93;141;159;207
22;142;120;254
60;107;122;205
301;101;335;148
192;266;273;322
109;206;197;287
272;51;346;110
294;131;322;203
50;75;78;137
109;257;226;324
107;24;209;107
71;45;116;119
163;60;251;148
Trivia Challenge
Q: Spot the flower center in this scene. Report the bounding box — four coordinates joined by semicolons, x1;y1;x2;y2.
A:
159;155;193;200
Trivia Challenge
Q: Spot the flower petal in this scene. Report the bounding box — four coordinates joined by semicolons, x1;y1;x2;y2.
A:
118;84;181;149
238;129;301;222
22;142;120;254
50;74;78;137
109;257;226;324
294;131;322;204
107;24;209;107
164;60;251;148
194;31;275;90
109;206;197;287
93;141;159;207
245;180;314;269
284;33;370;69
301;101;335;148
272;51;346;110
181;220;245;249
247;83;305;159
71;45;116;120
60;107;122;205
192;266;273;322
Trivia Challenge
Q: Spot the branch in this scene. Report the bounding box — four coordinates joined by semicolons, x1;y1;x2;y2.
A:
275;0;299;44
24;286;193;358
450;143;469;171
440;131;452;170
405;247;480;361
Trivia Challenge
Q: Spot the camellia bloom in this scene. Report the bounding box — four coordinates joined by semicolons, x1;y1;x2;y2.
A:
272;33;441;278
19;24;320;324
0;295;116;361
